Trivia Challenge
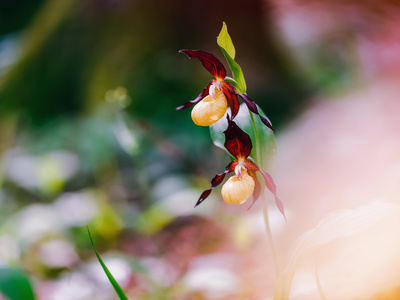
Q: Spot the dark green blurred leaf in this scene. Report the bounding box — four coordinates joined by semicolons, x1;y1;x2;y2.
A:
0;0;44;34
0;268;35;300
210;103;276;170
87;228;128;300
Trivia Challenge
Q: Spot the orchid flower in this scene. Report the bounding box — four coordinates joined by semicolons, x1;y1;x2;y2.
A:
195;115;284;217
177;50;274;131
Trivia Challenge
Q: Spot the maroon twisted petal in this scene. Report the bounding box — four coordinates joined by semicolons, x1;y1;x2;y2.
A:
179;50;226;80
247;172;261;210
221;81;240;120
244;160;285;219
176;82;211;110
195;160;238;207
223;118;253;160
239;93;274;131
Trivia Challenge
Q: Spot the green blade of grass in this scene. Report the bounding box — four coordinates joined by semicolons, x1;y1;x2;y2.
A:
87;227;129;300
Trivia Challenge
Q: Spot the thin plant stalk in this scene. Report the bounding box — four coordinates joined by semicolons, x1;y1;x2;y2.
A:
249;110;280;278
261;192;280;278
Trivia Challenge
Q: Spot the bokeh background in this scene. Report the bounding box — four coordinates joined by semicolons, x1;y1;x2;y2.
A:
2;0;400;299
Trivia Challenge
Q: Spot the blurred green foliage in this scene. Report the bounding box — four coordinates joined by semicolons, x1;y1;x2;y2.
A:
0;0;324;298
0;0;310;129
0;268;35;300
0;0;44;35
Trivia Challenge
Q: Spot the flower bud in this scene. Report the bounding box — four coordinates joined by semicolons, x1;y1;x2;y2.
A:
191;90;227;126
221;171;255;205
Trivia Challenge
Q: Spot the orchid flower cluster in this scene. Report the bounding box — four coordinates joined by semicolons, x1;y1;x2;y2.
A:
177;23;284;217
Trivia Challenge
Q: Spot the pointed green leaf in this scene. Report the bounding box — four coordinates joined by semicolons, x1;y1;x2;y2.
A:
0;268;35;300
210;104;276;171
87;228;129;300
220;48;247;94
217;22;235;59
217;23;247;94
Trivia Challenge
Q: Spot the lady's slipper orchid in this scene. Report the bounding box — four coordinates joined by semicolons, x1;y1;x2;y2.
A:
195;116;285;217
177;50;274;130
221;170;255;205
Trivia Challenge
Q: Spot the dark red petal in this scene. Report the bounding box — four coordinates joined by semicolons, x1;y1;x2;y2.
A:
195;160;237;207
252;173;261;202
243;160;259;172
197;189;212;205
244;161;286;219
211;173;226;187
179;50;226;80
221;81;240;119
223;118;252;160
260;170;286;220
176;82;211;110
259;170;276;195
247;171;261;210
239;93;274;131
260;115;274;132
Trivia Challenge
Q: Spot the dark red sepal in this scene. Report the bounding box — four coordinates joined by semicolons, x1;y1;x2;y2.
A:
195;160;238;207
239;93;274;131
223;118;252;160
244;160;286;219
196;189;212;206
179;50;226;80
221;81;240;119
247;171;261;210
176;83;211;110
261;170;286;220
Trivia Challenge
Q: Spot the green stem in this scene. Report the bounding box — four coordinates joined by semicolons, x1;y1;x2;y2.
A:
261;192;280;277
249;110;280;278
249;112;261;157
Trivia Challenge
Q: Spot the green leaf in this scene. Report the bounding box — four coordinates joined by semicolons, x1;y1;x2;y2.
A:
0;268;35;300
210;104;276;171
87;228;129;300
217;22;235;59
220;48;247;94
217;23;247;94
